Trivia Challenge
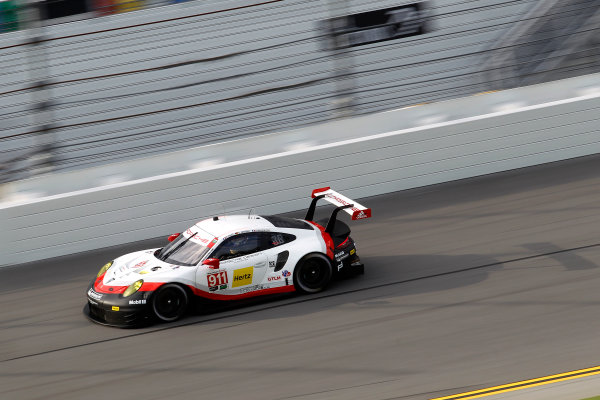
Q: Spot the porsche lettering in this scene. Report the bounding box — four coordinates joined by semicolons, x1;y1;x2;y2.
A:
87;289;102;300
240;284;267;293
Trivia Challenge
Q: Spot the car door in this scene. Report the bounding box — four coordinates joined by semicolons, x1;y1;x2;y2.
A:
206;232;269;294
264;232;297;285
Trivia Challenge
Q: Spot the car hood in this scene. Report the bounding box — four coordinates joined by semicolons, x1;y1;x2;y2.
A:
102;249;188;286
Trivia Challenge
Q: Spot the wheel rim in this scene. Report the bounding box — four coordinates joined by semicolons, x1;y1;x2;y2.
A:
153;286;186;321
300;258;329;290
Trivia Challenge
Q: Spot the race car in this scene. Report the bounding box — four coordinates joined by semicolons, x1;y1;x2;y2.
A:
84;187;371;327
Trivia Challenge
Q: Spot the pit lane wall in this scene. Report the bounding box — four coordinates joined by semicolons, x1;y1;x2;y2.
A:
1;89;600;267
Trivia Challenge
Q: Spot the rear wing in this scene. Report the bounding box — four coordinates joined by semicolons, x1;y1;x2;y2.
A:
305;187;371;234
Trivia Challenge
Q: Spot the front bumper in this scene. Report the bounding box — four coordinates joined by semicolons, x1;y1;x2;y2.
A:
84;282;153;328
84;302;153;328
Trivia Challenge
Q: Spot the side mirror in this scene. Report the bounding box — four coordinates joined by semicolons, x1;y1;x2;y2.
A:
202;258;220;269
168;233;181;242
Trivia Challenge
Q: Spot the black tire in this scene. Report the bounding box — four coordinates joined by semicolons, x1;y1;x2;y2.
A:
293;254;333;293
151;284;188;322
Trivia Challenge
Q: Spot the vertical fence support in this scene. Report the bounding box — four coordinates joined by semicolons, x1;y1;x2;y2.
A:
22;0;56;177
325;0;356;118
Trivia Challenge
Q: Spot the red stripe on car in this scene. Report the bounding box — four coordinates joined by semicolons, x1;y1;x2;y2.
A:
306;221;334;259
336;237;349;248
93;277;164;294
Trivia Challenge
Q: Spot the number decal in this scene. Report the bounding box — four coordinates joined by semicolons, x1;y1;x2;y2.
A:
207;271;228;291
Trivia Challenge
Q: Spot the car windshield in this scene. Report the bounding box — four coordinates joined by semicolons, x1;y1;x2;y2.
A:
155;231;211;266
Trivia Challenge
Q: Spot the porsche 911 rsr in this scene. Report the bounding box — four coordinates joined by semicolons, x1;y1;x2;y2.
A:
84;187;371;327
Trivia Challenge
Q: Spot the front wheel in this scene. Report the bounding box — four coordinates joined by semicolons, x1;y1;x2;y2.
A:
151;284;188;322
294;254;333;293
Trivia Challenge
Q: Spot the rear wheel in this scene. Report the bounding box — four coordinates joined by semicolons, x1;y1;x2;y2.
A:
294;254;333;293
151;284;188;322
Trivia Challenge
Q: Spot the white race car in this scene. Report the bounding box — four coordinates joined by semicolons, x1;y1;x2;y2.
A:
84;187;371;327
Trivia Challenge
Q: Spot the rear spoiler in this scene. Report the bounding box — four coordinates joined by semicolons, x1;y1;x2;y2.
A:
305;187;371;234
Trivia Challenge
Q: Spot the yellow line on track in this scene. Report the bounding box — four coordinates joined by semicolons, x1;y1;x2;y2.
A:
430;365;600;400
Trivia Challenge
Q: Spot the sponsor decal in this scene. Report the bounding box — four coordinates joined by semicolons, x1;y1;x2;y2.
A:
134;260;148;268
240;284;267;294
207;237;218;249
139;270;150;275
88;300;98;306
88;289;102;300
232;267;253;287
350;249;356;255
112;306;120;311
337;261;344;271
282;270;291;278
335;251;349;261
271;233;285;246
129;299;146;305
224;254;260;264
268;275;281;282
241;253;261;260
355;211;367;219
207;270;228;291
269;261;276;267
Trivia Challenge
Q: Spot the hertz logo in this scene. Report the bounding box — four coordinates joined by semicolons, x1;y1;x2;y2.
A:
232;267;253;288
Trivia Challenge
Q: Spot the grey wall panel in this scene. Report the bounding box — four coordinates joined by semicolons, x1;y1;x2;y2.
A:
2;93;599;266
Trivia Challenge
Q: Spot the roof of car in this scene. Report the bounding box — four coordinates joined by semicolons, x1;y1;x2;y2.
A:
195;215;312;238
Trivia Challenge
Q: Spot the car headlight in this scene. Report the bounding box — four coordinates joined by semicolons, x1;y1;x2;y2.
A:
123;279;144;297
97;261;113;278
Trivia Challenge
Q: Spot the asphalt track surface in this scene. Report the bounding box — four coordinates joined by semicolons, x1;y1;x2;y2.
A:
3;154;600;400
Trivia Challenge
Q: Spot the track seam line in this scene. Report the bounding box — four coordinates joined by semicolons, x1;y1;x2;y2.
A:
3;241;600;363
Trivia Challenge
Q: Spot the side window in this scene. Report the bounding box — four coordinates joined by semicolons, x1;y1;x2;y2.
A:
210;233;265;260
268;232;296;249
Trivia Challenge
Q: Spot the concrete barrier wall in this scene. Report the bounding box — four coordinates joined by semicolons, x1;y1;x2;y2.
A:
2;90;599;267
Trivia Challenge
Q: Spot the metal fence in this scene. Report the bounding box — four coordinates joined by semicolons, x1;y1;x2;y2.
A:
0;0;599;183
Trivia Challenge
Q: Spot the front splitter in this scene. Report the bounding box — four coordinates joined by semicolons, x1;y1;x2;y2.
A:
83;303;152;329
